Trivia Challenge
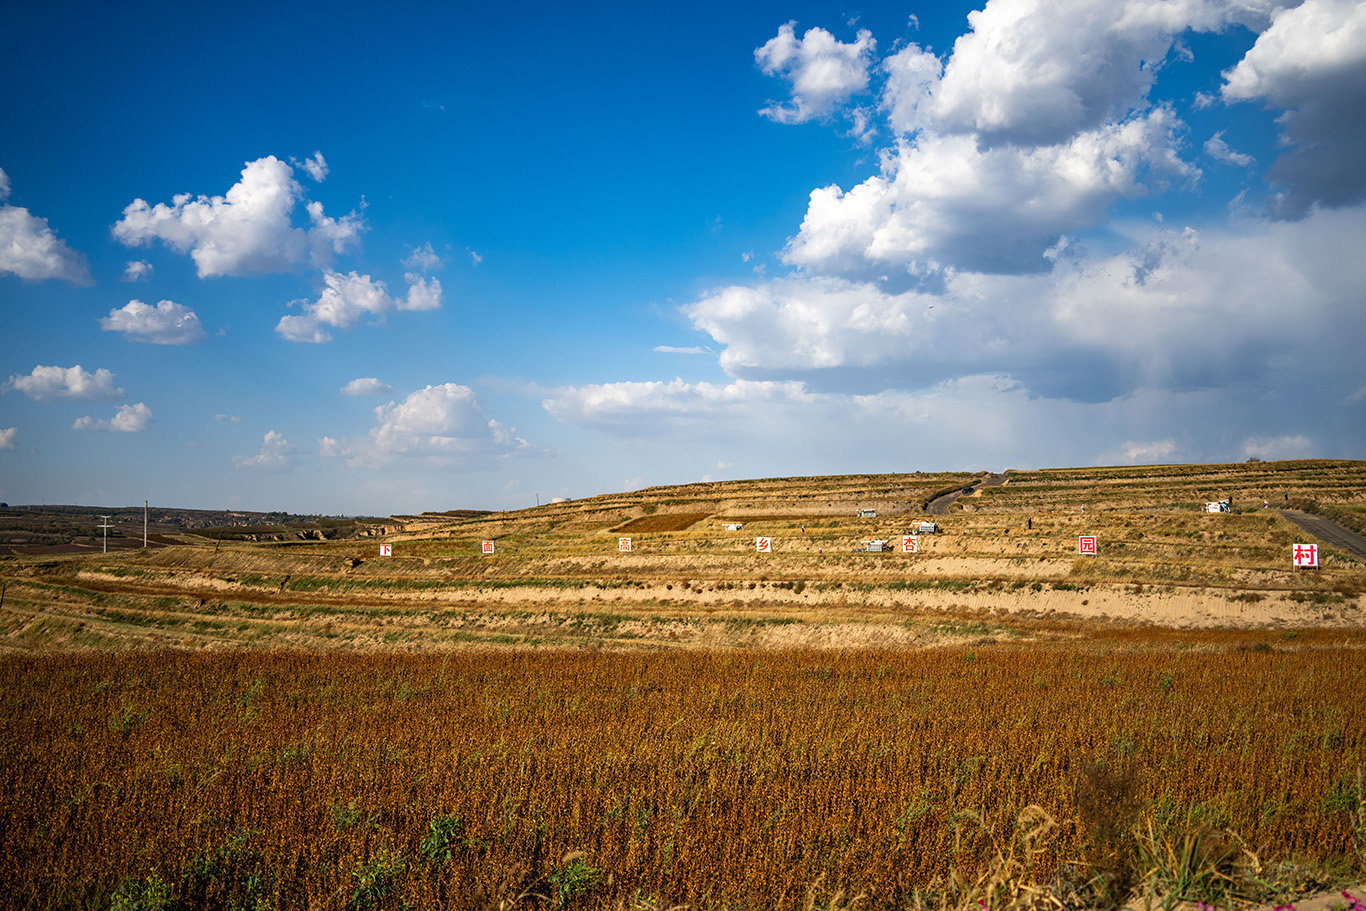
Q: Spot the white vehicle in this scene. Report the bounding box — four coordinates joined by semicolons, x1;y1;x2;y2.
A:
1204;501;1231;513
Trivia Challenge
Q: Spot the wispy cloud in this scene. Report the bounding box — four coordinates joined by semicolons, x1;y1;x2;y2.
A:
341;377;394;396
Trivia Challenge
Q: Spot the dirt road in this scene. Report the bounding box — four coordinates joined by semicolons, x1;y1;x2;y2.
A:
926;472;1008;515
1278;509;1366;559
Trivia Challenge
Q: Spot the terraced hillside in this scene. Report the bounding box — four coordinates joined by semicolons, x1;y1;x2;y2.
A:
1;460;1363;651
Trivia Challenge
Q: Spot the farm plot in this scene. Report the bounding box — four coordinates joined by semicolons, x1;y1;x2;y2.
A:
2;646;1363;910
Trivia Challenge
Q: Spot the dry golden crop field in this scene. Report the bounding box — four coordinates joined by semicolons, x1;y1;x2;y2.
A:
2;646;1363;910
1;460;1365;910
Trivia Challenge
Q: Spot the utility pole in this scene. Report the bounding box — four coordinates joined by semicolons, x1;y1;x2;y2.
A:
144;500;148;548
98;515;112;554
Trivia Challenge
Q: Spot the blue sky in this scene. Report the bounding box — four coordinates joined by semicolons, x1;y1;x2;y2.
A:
2;0;1364;515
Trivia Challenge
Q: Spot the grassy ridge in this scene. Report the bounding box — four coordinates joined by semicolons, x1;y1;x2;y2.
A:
1;460;1363;652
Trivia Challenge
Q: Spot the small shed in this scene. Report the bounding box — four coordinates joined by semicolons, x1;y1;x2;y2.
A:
857;508;877;518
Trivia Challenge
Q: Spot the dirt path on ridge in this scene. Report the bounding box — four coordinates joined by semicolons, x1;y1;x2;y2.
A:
1278;509;1366;559
926;472;1007;515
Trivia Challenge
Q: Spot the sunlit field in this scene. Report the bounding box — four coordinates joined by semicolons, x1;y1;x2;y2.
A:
2;646;1363;910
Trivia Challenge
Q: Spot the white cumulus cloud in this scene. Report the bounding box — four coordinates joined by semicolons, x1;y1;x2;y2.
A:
111;155;363;277
883;0;1286;145
1220;0;1366;216
325;384;528;467
233;430;296;470
0;167;92;284
756;22;876;124
756;0;1366;279
276;269;443;343
122;260;153;281
682;206;1366;407
4;365;124;402
73;402;154;433
371;385;522;457
686;276;940;373
0;427;16;451
100;299;206;345
555;0;1364;476
785;106;1196;279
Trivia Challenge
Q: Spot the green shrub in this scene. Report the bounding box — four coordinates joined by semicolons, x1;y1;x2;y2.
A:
108;875;170;911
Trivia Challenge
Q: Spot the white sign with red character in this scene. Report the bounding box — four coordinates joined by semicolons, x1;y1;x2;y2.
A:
1293;543;1319;567
379;543;392;557
619;537;632;553
1078;535;1098;556
901;535;919;553
755;537;772;553
481;540;495;555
